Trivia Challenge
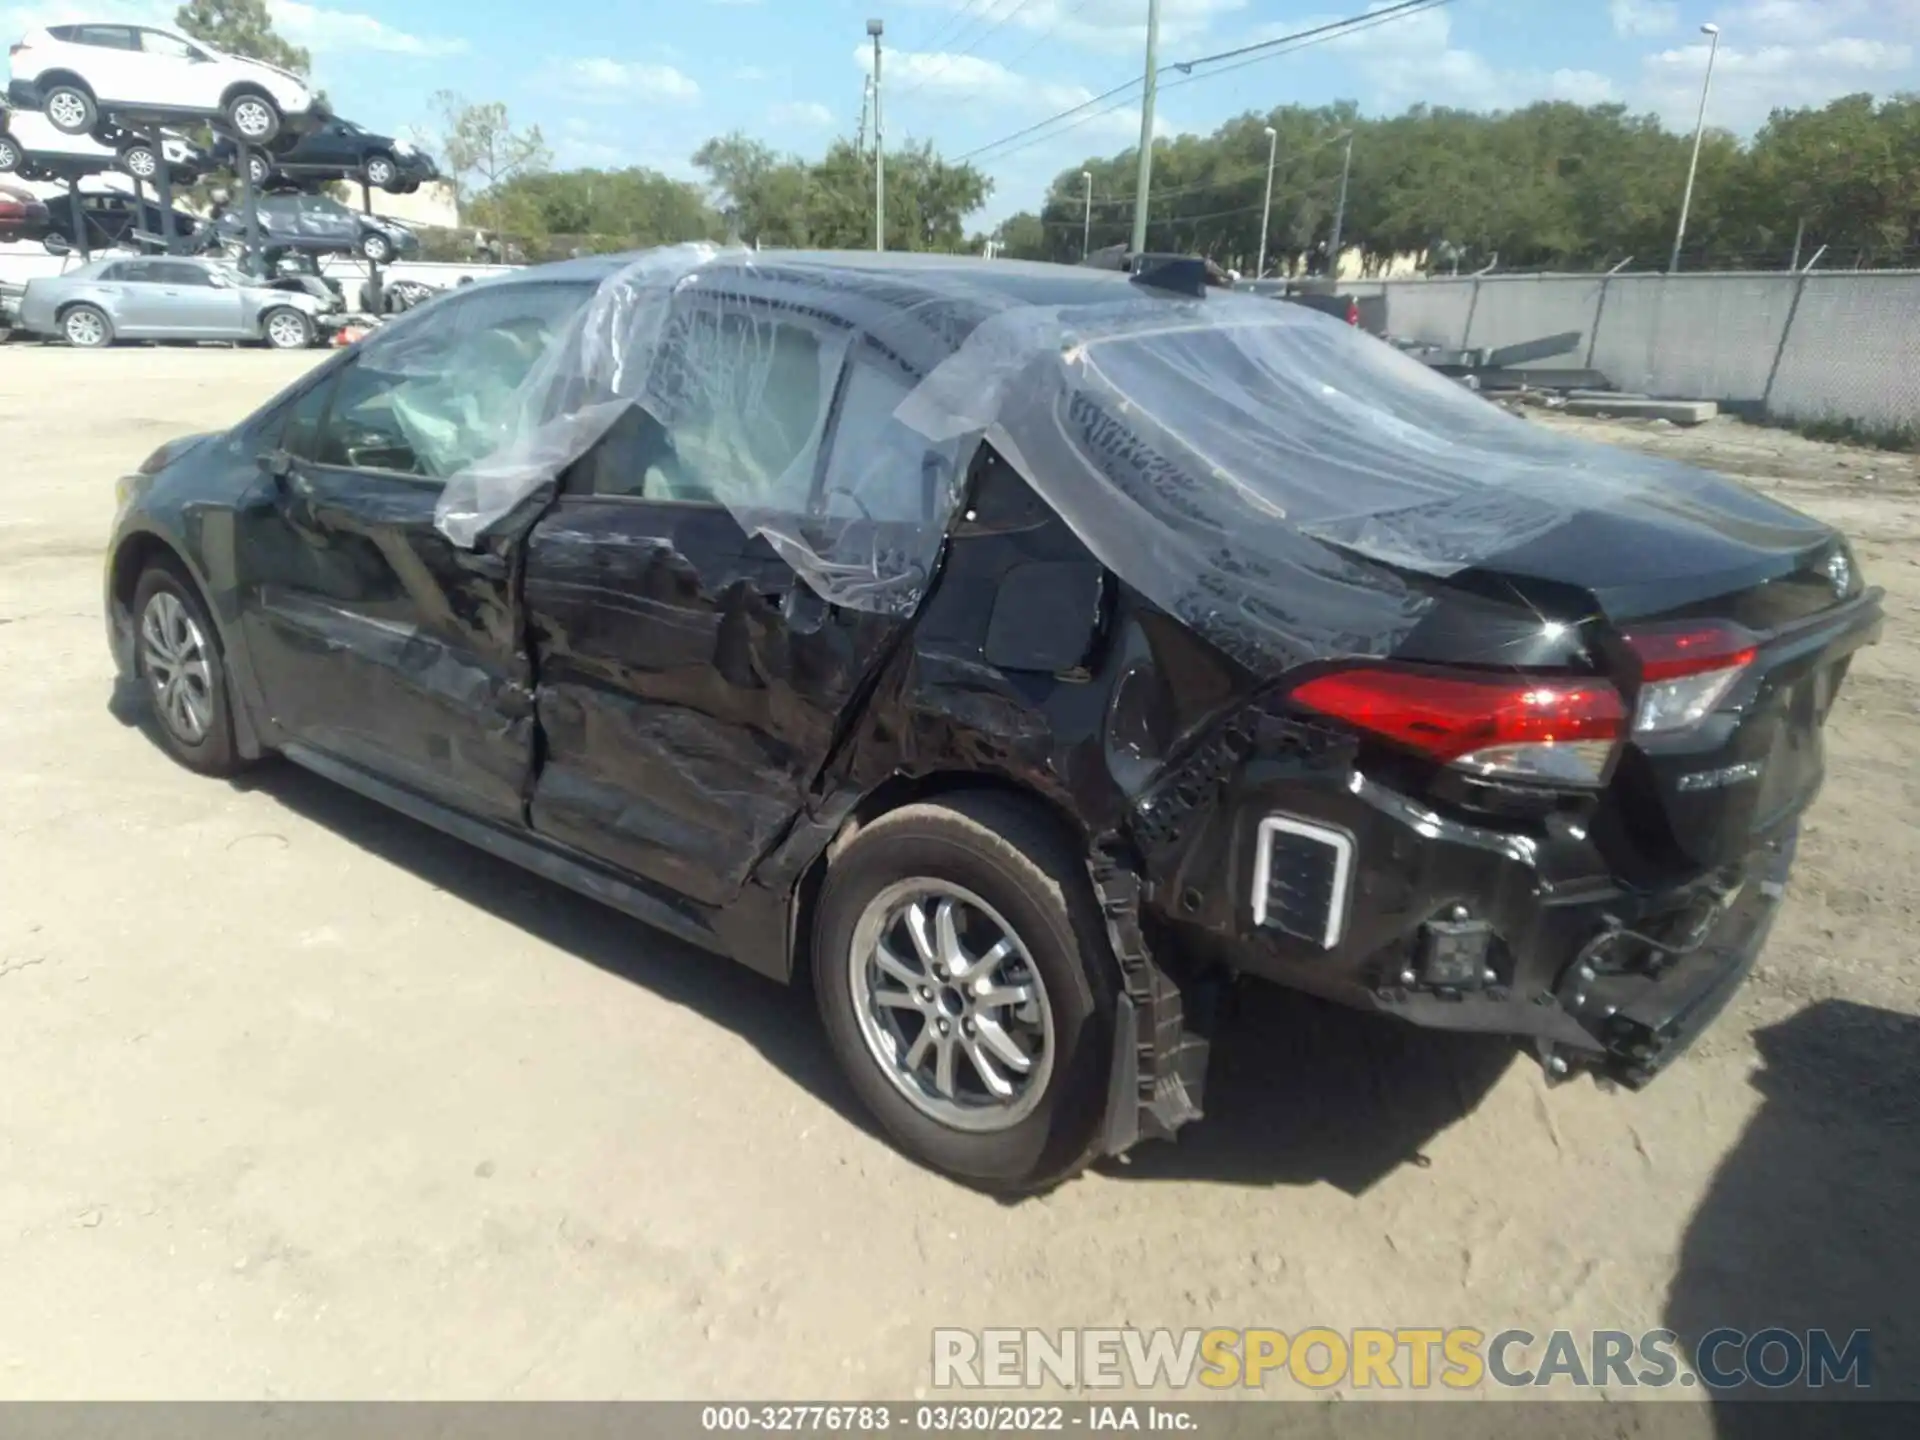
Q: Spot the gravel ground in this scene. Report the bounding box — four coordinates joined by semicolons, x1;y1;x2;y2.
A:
0;348;1913;1417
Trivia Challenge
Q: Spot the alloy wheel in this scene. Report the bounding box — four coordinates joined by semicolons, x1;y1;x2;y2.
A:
63;309;105;346
265;311;309;349
367;157;395;186
847;879;1055;1132
0;139;20;171
232;100;273;140
125;148;157;178
47;92;89;131
140;591;214;745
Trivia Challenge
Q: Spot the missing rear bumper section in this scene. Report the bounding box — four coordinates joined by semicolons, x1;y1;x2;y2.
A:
1096;766;1797;1156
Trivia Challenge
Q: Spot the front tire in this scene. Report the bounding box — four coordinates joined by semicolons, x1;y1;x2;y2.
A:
813;794;1118;1192
60;303;112;348
359;230;393;263
120;144;158;180
261;305;314;350
364;154;397;189
131;563;244;775
224;94;281;145
44;84;97;136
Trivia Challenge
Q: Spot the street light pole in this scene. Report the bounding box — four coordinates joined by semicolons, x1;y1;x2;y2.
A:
868;18;885;252
1256;125;1276;279
1081;170;1093;259
1129;0;1161;255
1328;131;1353;279
1668;21;1720;274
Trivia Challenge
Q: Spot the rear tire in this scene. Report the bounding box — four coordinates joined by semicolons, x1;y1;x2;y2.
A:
245;152;271;188
0;135;21;172
60;303;112;348
224;94;281;145
131;562;244;776
43;84;97;136
261;306;314;350
120;143;158;180
359;230;393;263
813;793;1118;1192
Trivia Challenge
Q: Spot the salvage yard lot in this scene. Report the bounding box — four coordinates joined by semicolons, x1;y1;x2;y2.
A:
1;346;1916;1407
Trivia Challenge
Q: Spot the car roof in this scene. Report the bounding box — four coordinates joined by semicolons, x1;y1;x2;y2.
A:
528;249;1136;303
494;248;1201;376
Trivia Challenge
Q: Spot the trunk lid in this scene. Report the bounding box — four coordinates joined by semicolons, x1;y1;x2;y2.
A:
1459;491;1879;873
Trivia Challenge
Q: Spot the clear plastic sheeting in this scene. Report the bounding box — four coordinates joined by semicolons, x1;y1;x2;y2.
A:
430;246;1793;664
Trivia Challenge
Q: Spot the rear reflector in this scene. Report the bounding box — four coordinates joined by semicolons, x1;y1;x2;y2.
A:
1622;622;1757;735
1291;667;1625;786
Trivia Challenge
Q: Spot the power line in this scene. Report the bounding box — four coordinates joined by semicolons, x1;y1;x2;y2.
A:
998;0;1098;72
895;0;1043;104
959;0;1455;165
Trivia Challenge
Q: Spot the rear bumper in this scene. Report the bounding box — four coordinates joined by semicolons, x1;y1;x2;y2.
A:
1134;713;1808;1087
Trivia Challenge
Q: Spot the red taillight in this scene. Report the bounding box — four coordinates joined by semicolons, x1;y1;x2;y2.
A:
1622;622;1757;734
1291;666;1625;786
1344;299;1359;326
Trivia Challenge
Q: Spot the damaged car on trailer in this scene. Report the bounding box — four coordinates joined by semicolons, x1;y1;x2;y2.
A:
103;245;1883;1192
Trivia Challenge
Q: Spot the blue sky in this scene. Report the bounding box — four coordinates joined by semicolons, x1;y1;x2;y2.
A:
6;1;1916;224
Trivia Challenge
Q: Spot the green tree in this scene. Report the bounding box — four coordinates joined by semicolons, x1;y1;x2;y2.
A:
693;132;990;250
494;167;723;251
175;0;311;76
432;92;553;233
1011;91;1919;275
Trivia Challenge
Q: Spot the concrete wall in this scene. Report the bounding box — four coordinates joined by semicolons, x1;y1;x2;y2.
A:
1369;270;1920;432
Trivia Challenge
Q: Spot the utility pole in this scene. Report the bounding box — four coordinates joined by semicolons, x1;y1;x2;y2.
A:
1328;131;1353;279
1081;170;1093;258
868;18;885;252
1256;125;1276;279
1129;0;1161;255
1669;21;1720;274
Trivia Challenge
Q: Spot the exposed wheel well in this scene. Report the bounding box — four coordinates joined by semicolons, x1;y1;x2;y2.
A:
789;772;1093;990
111;533;194;630
55;299;104;325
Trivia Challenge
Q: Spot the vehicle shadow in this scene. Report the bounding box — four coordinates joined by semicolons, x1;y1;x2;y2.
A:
1663;999;1920;1431
230;754;876;1141
1102;983;1517;1194
110;682;1517;1197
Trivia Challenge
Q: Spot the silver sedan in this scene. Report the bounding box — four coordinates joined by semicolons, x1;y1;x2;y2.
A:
16;256;334;349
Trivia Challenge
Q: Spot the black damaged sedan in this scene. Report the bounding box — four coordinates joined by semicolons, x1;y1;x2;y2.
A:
105;250;1883;1191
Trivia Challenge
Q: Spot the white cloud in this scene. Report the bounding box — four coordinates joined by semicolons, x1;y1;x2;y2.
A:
768;100;833;129
907;0;1245;56
268;1;465;56
561;57;703;105
1609;0;1679;36
1638;35;1913;131
855;46;1091;113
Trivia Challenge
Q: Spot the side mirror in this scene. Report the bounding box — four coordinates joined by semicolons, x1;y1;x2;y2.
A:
257;447;293;479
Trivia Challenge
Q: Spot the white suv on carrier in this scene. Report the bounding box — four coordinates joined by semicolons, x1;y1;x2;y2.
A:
6;22;321;145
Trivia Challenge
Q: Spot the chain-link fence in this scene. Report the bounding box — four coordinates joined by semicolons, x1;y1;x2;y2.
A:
1353;270;1920;437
